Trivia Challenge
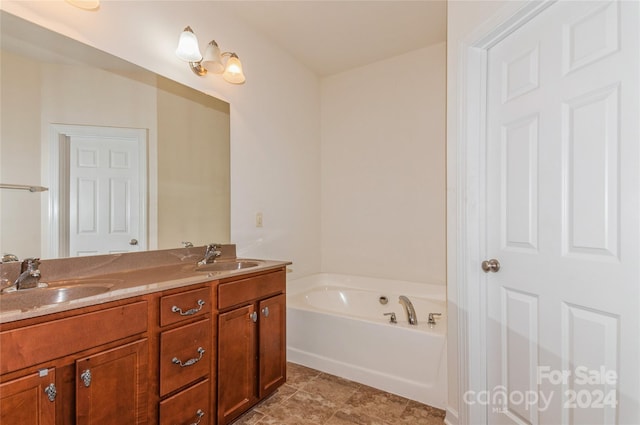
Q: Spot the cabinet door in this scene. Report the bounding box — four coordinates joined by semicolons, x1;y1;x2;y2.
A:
217;304;257;425
258;293;286;398
0;368;56;425
76;339;148;425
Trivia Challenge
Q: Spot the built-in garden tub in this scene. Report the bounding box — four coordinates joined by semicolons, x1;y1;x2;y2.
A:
286;273;447;409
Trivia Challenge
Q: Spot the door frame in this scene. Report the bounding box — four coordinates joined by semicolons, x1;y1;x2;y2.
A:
47;124;147;257
455;1;556;423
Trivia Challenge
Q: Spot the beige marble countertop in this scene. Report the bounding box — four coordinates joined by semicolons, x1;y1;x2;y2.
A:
0;255;290;324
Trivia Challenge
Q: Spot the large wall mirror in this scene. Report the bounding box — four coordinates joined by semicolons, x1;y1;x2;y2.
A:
0;11;230;260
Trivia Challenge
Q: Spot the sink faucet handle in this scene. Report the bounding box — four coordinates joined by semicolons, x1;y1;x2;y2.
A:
198;244;223;266
1;253;19;263
22;257;41;273
205;243;222;255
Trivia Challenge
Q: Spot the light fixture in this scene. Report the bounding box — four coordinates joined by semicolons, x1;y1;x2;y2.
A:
175;26;246;85
65;0;100;10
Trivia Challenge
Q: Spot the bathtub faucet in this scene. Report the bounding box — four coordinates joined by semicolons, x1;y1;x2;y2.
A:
399;295;418;325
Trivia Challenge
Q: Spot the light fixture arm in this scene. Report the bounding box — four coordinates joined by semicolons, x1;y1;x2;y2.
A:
188;50;234;77
188;61;208;77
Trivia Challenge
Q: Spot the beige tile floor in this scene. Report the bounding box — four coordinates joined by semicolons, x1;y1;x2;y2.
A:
231;362;446;425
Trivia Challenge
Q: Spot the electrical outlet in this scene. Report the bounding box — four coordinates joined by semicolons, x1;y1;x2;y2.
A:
256;212;263;228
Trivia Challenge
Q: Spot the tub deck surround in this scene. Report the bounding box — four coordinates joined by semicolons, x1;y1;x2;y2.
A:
286;273;447;409
0;245;290;323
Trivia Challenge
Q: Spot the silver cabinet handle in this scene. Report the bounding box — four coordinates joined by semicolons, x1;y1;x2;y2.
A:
129;238;138;246
44;383;57;402
171;299;205;316
481;258;501;273
172;347;205;367
262;306;269;318
80;369;92;387
250;311;258;322
188;409;205;425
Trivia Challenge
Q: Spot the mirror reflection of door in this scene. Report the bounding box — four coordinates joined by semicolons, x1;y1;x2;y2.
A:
51;125;147;257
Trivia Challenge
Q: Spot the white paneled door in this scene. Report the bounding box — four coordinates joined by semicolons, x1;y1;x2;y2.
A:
68;127;147;256
484;1;638;424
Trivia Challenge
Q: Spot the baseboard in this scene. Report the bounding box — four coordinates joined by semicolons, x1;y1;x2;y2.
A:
444;406;459;425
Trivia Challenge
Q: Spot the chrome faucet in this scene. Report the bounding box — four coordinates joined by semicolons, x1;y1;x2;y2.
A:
198;244;222;266
399;295;418;325
3;258;45;292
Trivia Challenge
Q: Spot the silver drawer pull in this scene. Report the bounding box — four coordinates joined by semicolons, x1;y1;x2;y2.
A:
250;311;258;322
262;306;269;318
80;369;92;387
172;347;205;367
188;409;205;425
44;383;57;402
171;299;205;316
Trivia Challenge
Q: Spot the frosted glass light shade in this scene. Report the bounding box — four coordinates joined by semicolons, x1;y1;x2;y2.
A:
222;54;246;84
176;27;202;62
202;41;225;74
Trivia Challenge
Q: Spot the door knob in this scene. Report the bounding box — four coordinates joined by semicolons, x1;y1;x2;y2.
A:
481;259;500;273
129;239;138;246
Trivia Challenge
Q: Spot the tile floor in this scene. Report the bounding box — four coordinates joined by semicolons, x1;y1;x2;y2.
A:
231;362;446;425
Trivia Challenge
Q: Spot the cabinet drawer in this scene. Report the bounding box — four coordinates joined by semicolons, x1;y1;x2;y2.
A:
159;378;210;425
160;286;211;327
0;301;147;375
160;319;211;396
218;270;285;310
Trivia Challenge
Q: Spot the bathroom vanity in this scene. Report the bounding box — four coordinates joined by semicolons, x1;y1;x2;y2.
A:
0;247;289;425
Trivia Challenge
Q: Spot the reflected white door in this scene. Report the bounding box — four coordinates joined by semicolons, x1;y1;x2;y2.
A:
485;1;639;424
67;127;147;256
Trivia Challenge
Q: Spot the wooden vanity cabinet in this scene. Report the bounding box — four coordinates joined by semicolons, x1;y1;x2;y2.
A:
1;267;288;425
0;299;149;425
156;285;213;425
217;269;286;425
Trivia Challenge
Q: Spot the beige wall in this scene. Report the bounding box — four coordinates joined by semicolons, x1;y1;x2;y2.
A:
321;42;446;285
0;51;41;259
157;79;230;247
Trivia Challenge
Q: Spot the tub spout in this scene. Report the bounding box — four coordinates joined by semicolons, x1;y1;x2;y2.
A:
399;295;418;325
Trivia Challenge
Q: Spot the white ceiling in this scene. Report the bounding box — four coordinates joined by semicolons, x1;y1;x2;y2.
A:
217;1;447;77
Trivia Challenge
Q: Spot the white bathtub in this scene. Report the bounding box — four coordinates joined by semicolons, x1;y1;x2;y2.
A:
286;273;447;409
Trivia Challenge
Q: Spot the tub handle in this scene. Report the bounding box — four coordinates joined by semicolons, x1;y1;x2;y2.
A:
428;312;442;328
383;312;397;324
262;306;270;318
